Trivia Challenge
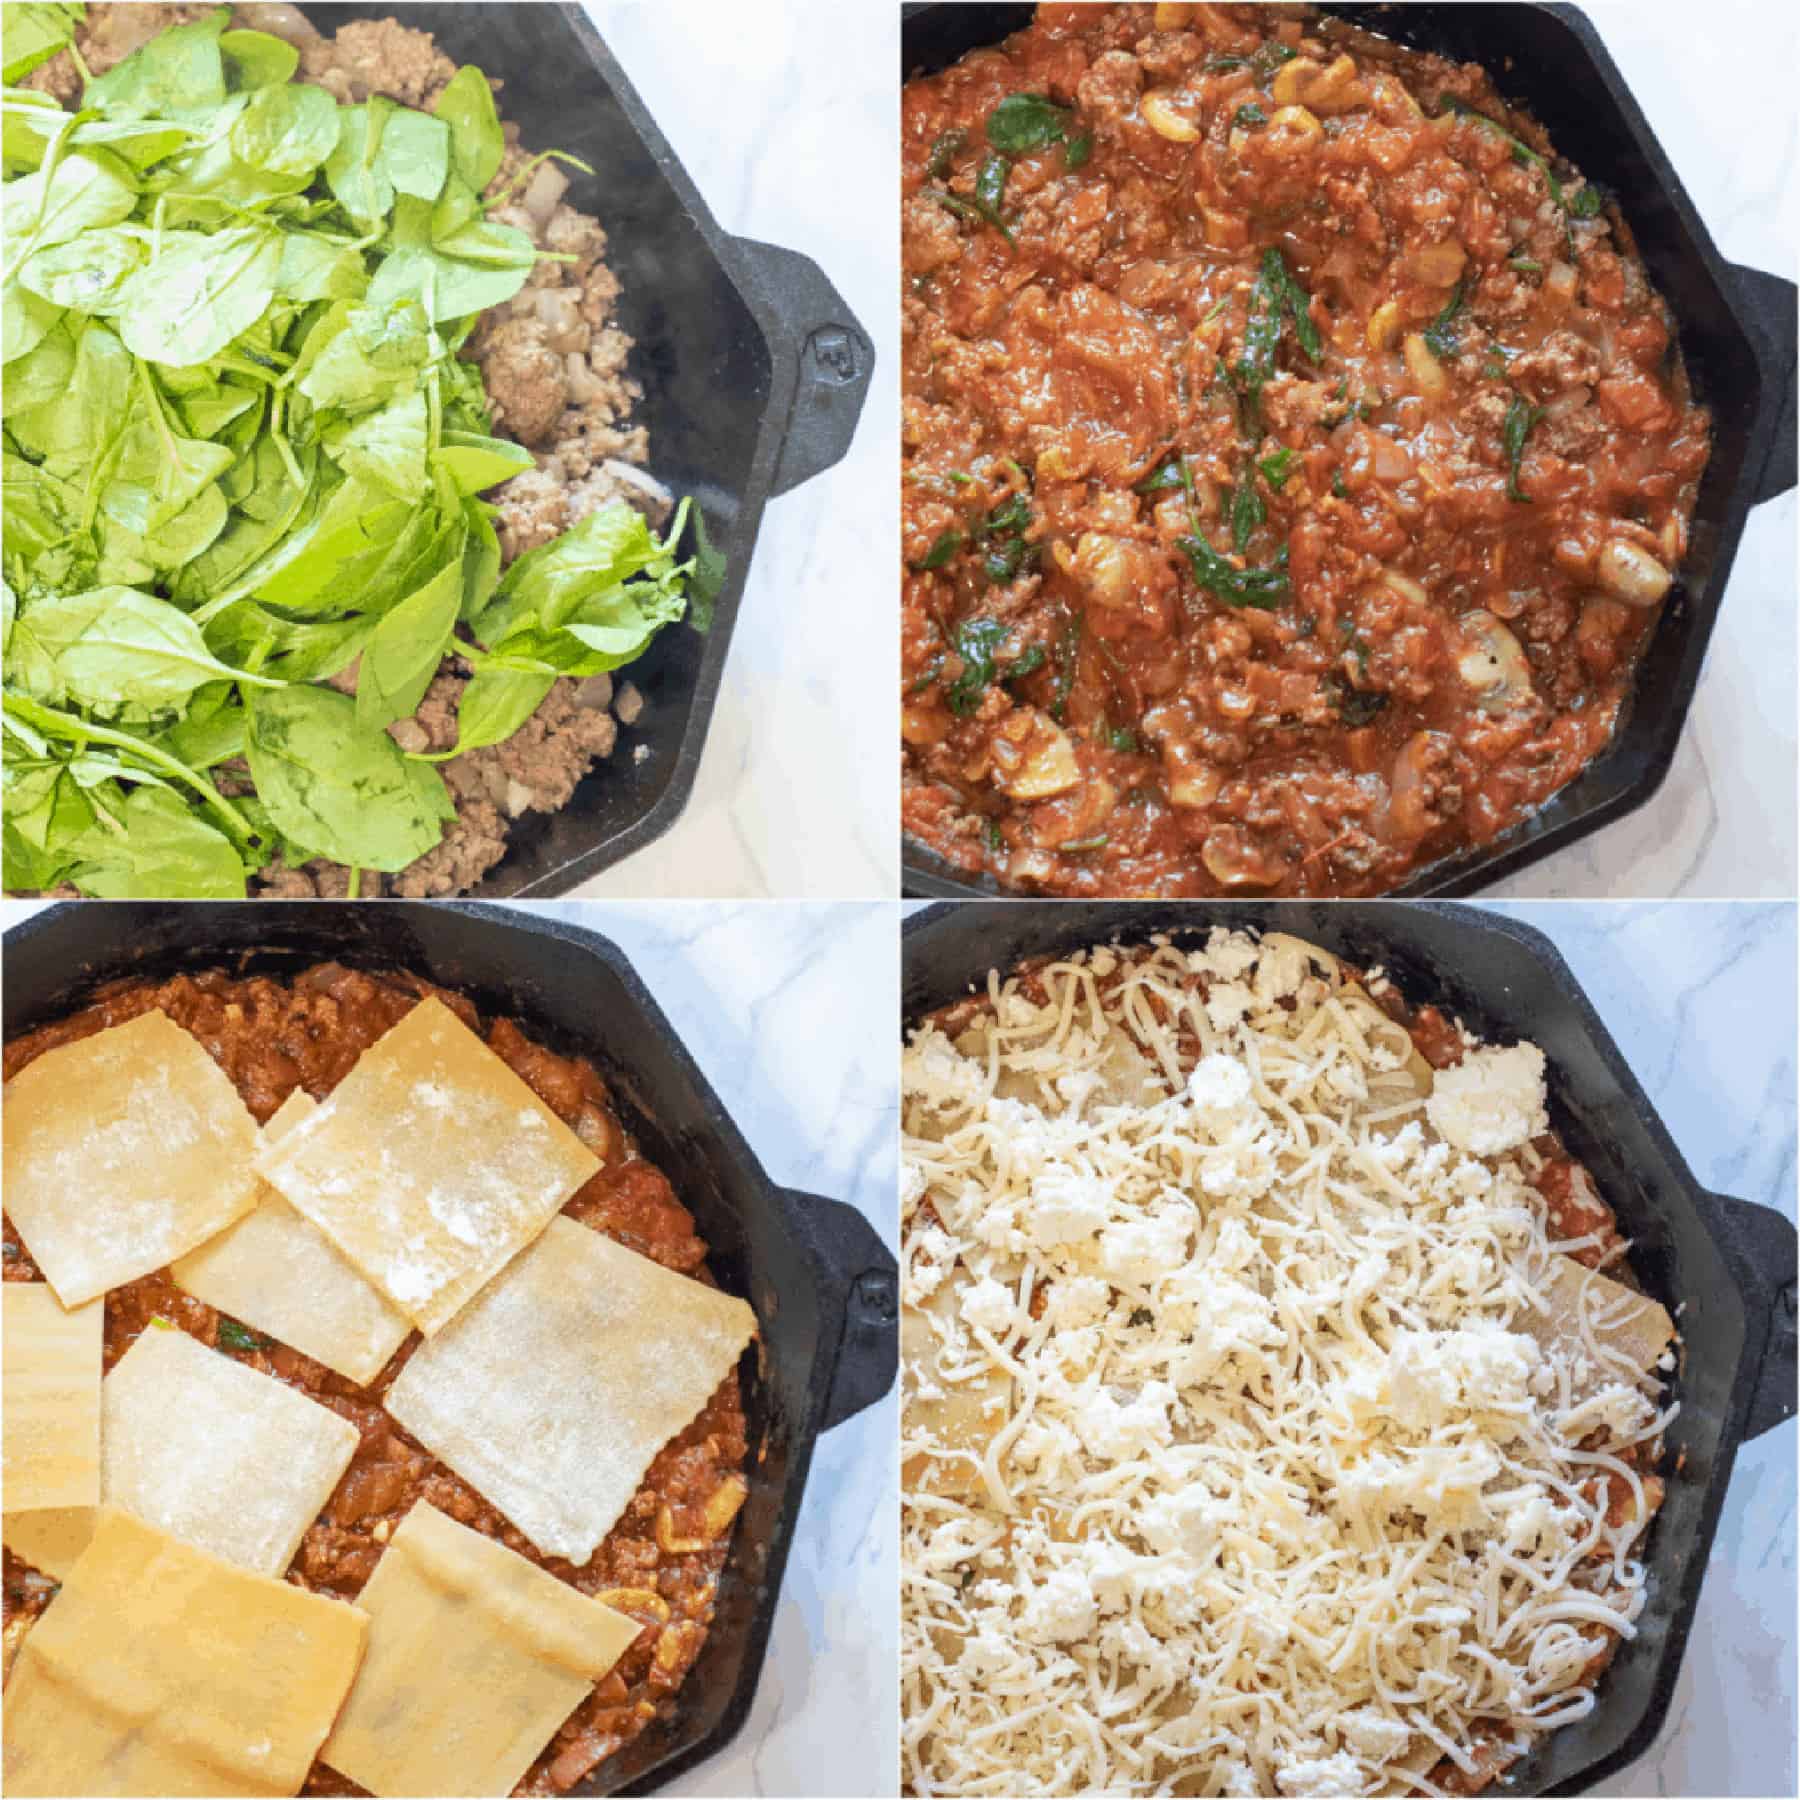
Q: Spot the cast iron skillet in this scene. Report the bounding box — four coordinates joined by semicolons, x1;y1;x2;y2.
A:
2;902;899;1797
903;900;1797;1796
302;3;872;896
901;2;1798;901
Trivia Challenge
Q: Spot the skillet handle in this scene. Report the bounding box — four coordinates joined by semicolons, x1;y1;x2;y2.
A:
786;1188;897;1432
731;238;874;499
1712;1192;1797;1441
1728;262;1797;506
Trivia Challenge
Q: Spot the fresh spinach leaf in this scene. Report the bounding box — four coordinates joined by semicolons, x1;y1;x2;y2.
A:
2;3;85;85
1503;394;1544;502
986;93;1074;155
432;64;504;191
944;615;1009;716
1177;533;1290;610
1422;280;1465;362
245;684;452;869
68;782;245;896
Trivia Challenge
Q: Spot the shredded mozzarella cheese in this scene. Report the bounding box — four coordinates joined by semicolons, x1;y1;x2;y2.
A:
901;931;1674;1798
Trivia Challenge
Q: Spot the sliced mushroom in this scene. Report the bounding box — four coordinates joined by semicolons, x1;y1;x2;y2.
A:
1387;730;1456;842
1402;332;1448;400
1455;609;1534;711
1265;105;1324;158
1200;826;1282;889
1594;539;1671;607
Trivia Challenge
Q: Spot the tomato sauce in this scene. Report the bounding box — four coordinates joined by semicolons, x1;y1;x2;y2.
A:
902;3;1710;895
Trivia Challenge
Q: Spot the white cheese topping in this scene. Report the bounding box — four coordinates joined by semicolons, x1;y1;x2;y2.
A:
902;932;1675;1798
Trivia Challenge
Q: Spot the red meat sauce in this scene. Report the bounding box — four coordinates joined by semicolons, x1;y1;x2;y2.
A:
1;964;750;1797
901;3;1710;896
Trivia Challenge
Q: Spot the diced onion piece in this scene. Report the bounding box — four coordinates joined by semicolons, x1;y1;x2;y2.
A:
1142;89;1201;143
1595;539;1671;606
1265;106;1324;157
1201;206;1249;249
1405;239;1468;287
1402;332;1448;400
1380;568;1429;606
1370;437;1415;484
1546;259;1579;305
232;2;322;41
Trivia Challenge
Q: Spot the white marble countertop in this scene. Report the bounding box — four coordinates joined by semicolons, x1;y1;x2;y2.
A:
0;897;901;1798
570;2;897;900
1483;4;1797;900
1478;902;1797;1795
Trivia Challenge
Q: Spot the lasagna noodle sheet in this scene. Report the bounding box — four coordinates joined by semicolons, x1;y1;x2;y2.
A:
0;1507;95;1582
173;1091;412;1385
256;998;600;1336
386;1217;756;1565
102;1325;359;1577
321;1500;640;1798
1521;1254;1676;1401
0;1010;262;1307
2;1284;102;1512
0;1507;367;1799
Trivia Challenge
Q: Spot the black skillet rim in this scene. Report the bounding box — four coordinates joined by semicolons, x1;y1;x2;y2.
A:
898;0;1788;902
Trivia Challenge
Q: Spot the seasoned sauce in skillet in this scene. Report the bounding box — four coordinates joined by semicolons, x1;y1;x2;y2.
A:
901;3;1712;896
1;965;750;1796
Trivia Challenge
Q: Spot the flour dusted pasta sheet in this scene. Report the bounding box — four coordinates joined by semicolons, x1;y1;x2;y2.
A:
2;1011;262;1307
322;1501;639;1797
173;1091;412;1385
256;999;599;1336
386;1217;756;1565
1;1507;367;1798
102;1325;359;1577
2;1284;101;1514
